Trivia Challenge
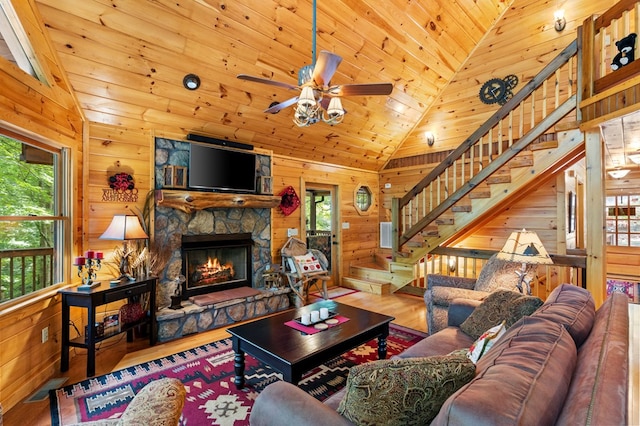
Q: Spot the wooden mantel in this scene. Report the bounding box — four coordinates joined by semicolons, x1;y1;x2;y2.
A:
155;190;281;213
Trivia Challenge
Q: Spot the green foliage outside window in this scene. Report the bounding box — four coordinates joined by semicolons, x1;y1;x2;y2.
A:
0;135;58;302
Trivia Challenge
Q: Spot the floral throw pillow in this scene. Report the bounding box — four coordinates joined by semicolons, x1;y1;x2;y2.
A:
336;353;475;425
467;321;506;364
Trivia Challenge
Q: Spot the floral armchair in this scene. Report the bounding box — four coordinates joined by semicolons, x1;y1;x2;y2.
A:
423;254;531;334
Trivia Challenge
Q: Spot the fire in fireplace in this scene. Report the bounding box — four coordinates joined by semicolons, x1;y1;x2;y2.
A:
181;233;253;298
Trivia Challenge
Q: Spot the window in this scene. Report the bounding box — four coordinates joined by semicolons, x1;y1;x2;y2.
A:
606;195;640;247
354;184;373;215
0;133;68;303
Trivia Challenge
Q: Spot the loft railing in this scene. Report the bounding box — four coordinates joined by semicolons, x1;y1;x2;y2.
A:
580;0;640;122
392;40;580;257
0;248;54;302
419;247;586;299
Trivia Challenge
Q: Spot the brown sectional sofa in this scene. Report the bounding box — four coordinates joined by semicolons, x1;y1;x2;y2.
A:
249;284;629;425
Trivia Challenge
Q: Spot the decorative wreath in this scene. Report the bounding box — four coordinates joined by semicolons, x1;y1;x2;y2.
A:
109;172;135;191
279;186;300;216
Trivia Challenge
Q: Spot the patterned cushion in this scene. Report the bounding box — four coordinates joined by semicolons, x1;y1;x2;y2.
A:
460;290;543;339
336;354;475;425
118;378;186;425
467;322;506;364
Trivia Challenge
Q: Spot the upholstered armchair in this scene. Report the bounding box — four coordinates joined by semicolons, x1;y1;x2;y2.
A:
424;254;531;334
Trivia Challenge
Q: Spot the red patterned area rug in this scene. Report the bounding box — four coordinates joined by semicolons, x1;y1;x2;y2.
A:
50;324;425;425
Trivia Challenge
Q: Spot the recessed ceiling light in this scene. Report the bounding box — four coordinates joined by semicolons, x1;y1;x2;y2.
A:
183;74;200;90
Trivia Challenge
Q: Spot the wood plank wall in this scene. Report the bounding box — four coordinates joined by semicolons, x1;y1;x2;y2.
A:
271;155;379;280
0;0;83;411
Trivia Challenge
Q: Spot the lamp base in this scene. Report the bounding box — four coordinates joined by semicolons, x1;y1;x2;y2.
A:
515;266;533;295
169;295;183;310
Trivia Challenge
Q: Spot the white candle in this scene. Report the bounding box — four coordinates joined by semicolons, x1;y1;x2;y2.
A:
310;310;320;322
320;307;329;319
301;313;311;325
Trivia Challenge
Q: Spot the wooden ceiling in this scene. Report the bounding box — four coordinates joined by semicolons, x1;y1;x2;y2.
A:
32;0;510;171
29;0;624;171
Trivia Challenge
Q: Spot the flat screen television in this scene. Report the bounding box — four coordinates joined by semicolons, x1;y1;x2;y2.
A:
189;143;257;193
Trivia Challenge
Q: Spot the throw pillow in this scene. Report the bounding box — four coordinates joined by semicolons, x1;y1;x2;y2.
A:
336;353;475;426
467;321;506;364
292;253;323;274
460;290;543;339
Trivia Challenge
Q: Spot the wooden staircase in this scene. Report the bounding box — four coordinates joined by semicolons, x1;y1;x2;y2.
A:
341;39;586;294
342;251;415;294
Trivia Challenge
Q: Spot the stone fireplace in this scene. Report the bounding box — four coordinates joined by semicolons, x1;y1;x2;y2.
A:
153;137;291;342
181;233;253;298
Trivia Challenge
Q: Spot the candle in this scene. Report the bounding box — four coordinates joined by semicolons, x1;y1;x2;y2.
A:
310;310;320;323
86;250;95;259
96;252;103;259
320;307;329;320
74;256;86;266
301;313;311;325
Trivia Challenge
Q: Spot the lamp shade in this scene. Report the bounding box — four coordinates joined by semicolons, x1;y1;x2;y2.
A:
496;229;553;265
298;86;316;107
99;215;148;240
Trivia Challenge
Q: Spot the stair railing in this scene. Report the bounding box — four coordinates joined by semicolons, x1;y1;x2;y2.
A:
392;40;580;258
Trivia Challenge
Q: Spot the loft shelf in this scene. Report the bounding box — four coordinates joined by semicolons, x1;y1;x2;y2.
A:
155;189;281;212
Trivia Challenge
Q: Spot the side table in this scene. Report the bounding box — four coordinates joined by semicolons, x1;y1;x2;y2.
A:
59;277;157;377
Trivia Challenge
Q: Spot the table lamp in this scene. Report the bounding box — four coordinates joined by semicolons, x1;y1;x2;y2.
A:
99;214;149;281
496;229;553;295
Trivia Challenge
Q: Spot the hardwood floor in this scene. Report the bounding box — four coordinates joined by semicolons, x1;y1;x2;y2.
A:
3;290;426;426
4;290;638;426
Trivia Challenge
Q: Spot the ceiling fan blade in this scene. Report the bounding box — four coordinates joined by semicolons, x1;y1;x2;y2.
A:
329;83;393;97
237;74;298;91
264;96;299;114
311;51;343;87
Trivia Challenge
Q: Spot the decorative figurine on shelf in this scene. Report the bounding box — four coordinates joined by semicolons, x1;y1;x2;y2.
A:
73;250;104;290
169;275;186;310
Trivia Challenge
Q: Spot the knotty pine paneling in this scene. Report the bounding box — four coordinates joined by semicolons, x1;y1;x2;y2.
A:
0;1;84;413
392;0;613;160
271;155;379;279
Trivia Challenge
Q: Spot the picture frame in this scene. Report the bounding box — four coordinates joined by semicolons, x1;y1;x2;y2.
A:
162;165;187;188
258;175;273;194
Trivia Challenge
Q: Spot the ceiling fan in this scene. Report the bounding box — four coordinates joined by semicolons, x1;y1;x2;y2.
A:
237;0;393;127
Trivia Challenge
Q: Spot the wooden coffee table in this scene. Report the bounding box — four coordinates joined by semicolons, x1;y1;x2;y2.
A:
227;300;395;388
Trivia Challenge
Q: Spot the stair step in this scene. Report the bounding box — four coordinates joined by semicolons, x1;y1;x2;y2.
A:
435;218;454;225
406;241;424;247
341;277;390;295
422;228;439;237
374;251;392;270
486;174;511;184
508;153;533;168
469;190;491;198
451;205;472;212
530;140;558;150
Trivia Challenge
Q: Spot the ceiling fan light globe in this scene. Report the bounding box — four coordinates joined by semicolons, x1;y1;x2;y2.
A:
326;97;345;116
298;86;317;107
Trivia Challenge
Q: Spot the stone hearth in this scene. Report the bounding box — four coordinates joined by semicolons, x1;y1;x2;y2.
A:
157;287;291;342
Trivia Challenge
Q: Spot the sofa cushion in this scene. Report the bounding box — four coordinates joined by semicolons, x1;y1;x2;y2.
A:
432;316;577;426
532;283;595;347
395;327;476;359
460;290;543;339
336;354;475;426
555;292;629;426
